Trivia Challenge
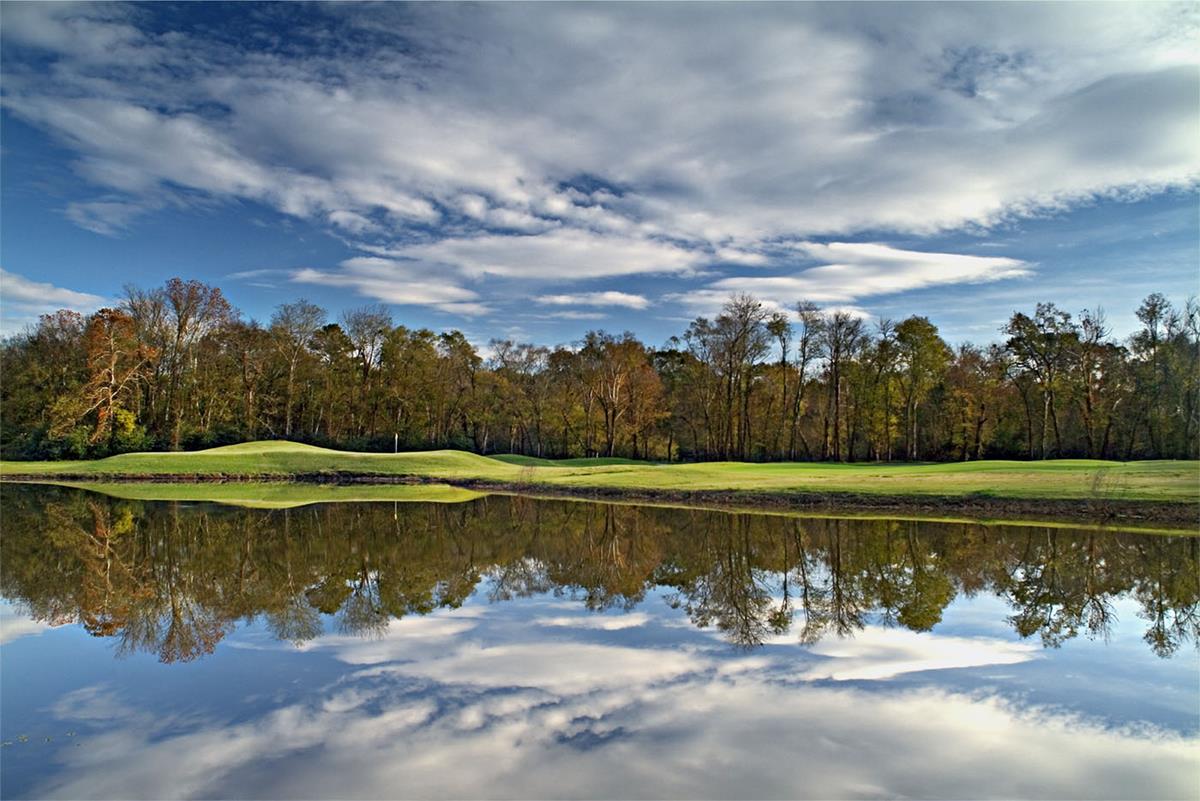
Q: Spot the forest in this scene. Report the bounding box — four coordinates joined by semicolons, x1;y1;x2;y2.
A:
1;277;1196;462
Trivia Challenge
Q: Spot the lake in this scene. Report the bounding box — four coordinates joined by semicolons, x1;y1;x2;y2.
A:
1;484;1197;799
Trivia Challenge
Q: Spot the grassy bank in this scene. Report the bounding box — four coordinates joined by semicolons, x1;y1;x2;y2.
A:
2;440;1196;503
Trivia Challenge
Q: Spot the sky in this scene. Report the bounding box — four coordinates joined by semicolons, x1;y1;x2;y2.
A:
1;1;1197;347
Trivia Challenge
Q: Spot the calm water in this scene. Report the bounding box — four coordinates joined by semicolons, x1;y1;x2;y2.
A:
1;485;1197;800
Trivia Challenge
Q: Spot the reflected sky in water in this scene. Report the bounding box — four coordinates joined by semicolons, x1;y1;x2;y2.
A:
1;486;1197;800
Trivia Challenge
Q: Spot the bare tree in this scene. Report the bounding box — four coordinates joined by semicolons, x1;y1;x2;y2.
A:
342;305;393;436
820;311;865;461
271;300;326;438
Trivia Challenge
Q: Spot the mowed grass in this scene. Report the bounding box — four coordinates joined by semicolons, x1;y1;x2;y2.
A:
544;457;1200;502
489;453;647;467
1;441;1197;503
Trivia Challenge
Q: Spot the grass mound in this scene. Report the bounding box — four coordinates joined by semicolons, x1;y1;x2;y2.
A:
2;441;1197;504
0;442;516;479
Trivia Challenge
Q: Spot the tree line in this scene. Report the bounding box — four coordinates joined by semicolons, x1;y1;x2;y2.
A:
4;486;1195;658
1;277;1196;461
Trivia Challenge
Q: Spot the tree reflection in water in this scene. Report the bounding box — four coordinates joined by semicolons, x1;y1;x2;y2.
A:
2;485;1196;662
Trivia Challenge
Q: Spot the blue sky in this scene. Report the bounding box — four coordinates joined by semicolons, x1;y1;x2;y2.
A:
1;2;1197;346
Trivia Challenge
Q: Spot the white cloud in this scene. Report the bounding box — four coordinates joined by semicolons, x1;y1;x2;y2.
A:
223;268;285;281
1;3;1195;314
327;210;381;236
0;269;106;334
435;302;492;317
64;199;149;236
397;229;703;280
673;242;1031;315
0;268;106;308
535;291;651;309
543;310;607;321
0;4;159;68
453;193;560;233
292;257;490;316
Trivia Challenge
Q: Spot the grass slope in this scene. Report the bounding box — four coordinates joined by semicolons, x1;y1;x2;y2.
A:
2;441;1198;503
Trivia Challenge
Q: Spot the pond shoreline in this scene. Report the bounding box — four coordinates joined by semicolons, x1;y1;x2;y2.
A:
3;472;1195;527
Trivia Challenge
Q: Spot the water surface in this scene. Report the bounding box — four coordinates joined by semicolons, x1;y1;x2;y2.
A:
1;485;1197;799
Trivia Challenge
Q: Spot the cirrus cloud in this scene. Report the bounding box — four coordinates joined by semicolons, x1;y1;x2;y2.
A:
535;291;651;310
394;229;705;280
292;257;490;316
672;242;1031;315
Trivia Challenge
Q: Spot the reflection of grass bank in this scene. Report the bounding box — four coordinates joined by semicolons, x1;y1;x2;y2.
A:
41;481;483;509
9;481;1191;534
479;490;1196;536
1;441;1196;521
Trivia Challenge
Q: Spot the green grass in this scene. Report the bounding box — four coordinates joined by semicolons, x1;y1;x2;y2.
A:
0;441;1195;503
0;441;502;479
544;458;1200;503
2;440;1198;503
489;453;647;467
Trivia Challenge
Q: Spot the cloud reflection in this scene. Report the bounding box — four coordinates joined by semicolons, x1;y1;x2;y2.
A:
796;626;1039;681
29;596;1197;801
0;602;51;646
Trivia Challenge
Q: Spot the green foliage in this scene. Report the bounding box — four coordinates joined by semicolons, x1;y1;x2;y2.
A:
2;280;1197;464
60;427;92;460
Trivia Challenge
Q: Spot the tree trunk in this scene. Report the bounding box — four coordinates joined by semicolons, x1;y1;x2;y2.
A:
285;358;296;438
1041;389;1052;459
